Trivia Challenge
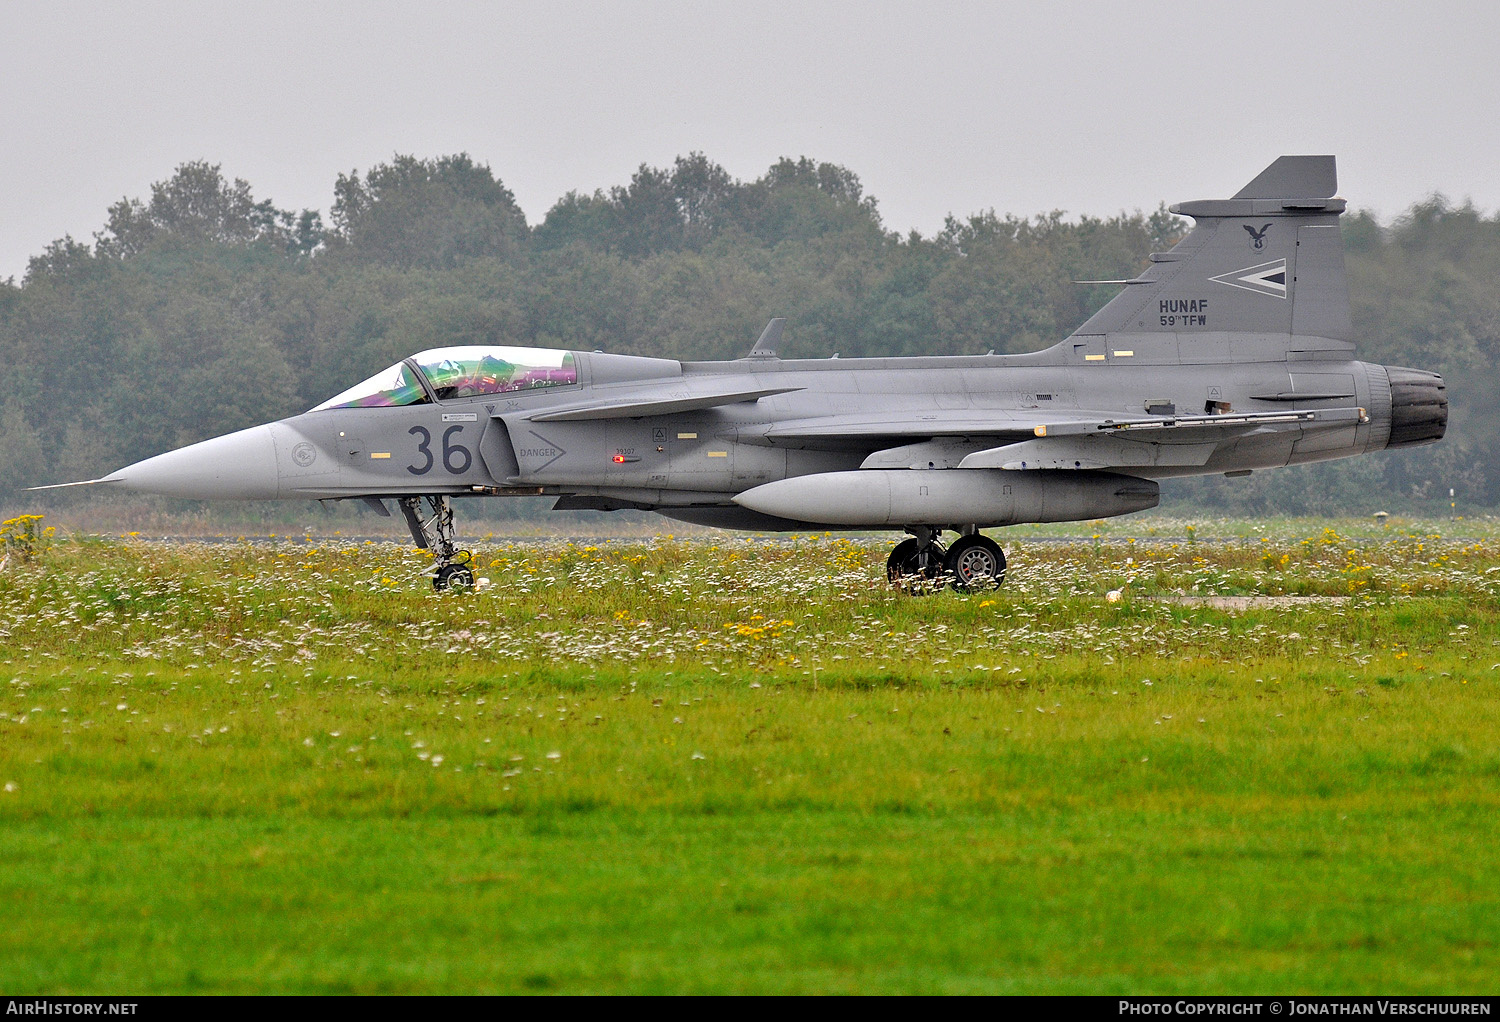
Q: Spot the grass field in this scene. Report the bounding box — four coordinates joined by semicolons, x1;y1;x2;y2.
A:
1;516;1498;993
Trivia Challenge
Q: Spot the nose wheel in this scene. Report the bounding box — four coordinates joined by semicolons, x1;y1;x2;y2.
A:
434;561;476;591
398;495;476;591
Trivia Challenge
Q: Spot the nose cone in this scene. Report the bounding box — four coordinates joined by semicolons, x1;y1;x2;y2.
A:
109;424;281;500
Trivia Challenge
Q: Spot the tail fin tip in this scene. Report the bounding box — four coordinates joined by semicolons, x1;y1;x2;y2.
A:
1233;156;1337;200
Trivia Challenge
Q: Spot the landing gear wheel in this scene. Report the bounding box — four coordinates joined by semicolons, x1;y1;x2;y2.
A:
433;563;476;592
886;538;948;590
944;534;1006;591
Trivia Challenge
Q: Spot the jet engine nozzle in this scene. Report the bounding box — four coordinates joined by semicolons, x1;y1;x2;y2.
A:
1384;367;1447;450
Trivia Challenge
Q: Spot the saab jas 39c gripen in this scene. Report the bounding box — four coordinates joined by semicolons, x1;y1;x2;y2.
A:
37;157;1447;590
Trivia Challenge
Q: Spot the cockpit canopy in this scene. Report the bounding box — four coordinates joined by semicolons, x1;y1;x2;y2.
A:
312;346;578;410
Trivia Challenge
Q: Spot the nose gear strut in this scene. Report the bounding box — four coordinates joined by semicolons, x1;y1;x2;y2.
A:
398;495;475;591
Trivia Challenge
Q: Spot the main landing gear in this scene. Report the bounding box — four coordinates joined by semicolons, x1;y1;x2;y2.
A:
398;495;475;591
886;526;1006;592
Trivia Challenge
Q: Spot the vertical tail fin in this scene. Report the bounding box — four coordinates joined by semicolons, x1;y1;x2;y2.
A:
1071;156;1352;342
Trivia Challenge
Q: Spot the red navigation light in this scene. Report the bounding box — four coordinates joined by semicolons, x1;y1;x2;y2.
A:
612;455;627;463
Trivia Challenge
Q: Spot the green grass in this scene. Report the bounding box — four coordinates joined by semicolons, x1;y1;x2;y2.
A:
1;522;1498;993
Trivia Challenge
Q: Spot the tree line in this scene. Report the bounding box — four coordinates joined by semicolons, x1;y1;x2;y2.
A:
1;152;1492;515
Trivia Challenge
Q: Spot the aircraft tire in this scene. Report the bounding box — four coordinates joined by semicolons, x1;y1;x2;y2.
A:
433;564;476;592
944;535;1006;591
886;538;948;591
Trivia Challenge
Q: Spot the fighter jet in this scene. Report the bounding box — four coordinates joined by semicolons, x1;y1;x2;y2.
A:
36;156;1446;590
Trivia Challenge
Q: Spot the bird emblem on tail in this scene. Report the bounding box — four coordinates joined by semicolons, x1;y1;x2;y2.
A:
1244;223;1272;250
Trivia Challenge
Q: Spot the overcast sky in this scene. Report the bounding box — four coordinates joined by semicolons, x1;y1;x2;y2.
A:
3;0;1498;281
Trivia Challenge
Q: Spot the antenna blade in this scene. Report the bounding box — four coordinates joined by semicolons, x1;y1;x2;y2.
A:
749;318;784;358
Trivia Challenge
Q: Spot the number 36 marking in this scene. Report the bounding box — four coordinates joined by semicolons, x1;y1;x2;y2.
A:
407;425;472;475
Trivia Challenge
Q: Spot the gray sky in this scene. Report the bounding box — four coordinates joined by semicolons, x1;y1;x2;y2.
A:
3;0;1498;281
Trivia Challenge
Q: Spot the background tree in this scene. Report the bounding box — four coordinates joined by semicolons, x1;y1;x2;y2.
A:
328;154;526;269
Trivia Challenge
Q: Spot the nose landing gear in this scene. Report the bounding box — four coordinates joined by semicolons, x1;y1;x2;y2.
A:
886;525;1005;592
398;495;475;591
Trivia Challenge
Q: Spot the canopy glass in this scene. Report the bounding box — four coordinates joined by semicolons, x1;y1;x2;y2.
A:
312;347;578;410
